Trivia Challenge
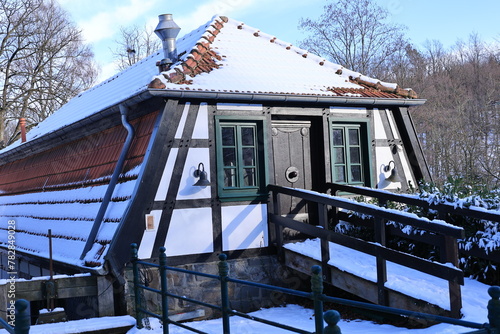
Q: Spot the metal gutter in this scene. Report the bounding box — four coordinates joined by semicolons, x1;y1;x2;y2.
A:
148;89;427;107
0;89;424;165
79;104;135;261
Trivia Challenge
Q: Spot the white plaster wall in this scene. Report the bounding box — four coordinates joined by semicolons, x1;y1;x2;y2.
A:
373;109;388;141
137;210;162;259
177;148;211;200
373;109;399;189
175;102;190;139
165;207;213;256
192;102;209;139
216;103;263;111
154;148;179;201
374;109;416;190
330;106;367;115
221;204;268;251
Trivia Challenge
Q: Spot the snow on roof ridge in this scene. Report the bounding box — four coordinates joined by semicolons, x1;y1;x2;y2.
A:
148;15;414;99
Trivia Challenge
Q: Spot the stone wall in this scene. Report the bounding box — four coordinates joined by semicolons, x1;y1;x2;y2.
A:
123;255;310;320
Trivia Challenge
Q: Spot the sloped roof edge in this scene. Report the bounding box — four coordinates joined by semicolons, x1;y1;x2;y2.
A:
0;90;153;166
148;88;426;106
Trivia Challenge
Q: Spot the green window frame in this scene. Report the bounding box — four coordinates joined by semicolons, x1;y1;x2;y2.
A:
216;117;267;200
331;122;371;187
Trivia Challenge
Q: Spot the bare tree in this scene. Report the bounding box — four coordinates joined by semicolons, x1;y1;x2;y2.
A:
410;35;500;188
298;0;408;78
111;24;161;71
0;0;98;148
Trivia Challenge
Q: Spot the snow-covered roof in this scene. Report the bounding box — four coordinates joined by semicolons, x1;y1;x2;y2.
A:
0;15;418;157
149;16;417;98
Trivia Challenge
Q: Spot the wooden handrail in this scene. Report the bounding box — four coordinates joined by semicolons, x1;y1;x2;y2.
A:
325;183;500;223
268;184;464;318
268;184;465;238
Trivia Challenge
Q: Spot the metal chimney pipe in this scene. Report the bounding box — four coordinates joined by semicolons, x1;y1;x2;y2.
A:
154;14;181;71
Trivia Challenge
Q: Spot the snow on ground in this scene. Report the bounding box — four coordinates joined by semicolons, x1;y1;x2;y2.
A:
0;237;493;333
123;237;493;334
127;276;491;334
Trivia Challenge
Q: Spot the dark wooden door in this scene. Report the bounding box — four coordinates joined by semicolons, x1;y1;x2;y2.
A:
271;120;312;218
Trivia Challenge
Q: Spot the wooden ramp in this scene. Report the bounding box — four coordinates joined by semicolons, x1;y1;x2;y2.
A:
269;184;465;319
283;245;453;318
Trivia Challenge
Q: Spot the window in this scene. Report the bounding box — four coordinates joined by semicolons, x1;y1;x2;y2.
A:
331;123;370;186
216;118;267;200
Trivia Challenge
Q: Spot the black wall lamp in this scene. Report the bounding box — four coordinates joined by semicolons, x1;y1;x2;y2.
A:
384;160;401;183
193;163;211;187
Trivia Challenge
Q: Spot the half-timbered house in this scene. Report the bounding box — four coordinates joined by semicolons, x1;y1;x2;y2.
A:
0;14;429;316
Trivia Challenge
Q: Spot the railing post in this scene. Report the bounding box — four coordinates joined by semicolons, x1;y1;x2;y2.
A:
323;309;341;334
488;286;500;330
131;243;143;329
218;254;230;334
272;190;284;262
159;246;169;334
318;203;331;283
438;211;462;319
311;265;324;334
14;299;30;334
374;216;387;306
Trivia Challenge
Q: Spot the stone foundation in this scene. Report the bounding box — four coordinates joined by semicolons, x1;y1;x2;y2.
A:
124;255;309;320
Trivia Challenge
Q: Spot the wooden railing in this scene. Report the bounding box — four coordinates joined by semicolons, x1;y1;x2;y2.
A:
325;182;500;263
268;184;465;318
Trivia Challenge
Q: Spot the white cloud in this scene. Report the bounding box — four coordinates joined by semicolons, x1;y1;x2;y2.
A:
79;0;160;44
174;0;257;32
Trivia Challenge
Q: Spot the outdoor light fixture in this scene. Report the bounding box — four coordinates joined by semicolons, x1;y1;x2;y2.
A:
384;160;402;183
193;163;211;187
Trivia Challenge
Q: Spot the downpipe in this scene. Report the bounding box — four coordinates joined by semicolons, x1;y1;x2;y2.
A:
80;104;135;261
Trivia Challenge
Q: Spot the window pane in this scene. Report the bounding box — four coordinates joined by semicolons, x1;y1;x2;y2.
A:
222;127;235;146
242;147;255;166
351;165;362;182
241;127;255;146
348;128;359;145
334;147;344;164
243;168;256;186
224;168;236;187
335;166;346;182
223;148;236;166
350;147;360;164
333;129;343;145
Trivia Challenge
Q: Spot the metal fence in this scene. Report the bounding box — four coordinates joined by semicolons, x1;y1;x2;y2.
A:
130;243;500;334
0;299;30;334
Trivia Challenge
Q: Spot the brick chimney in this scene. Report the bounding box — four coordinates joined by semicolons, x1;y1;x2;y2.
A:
20;118;27;143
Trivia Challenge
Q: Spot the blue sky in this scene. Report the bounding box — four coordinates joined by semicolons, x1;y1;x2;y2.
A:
57;0;500;82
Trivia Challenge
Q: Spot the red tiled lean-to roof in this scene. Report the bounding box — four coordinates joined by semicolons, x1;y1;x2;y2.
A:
0;111;158;269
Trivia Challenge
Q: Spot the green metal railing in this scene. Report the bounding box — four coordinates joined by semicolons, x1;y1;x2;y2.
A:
0;299;30;334
130;243;500;334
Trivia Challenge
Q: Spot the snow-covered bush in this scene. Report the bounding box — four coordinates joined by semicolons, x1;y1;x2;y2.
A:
339;177;500;284
416;178;500;283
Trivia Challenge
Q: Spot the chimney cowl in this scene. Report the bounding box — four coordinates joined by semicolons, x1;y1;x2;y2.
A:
154;14;181;71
